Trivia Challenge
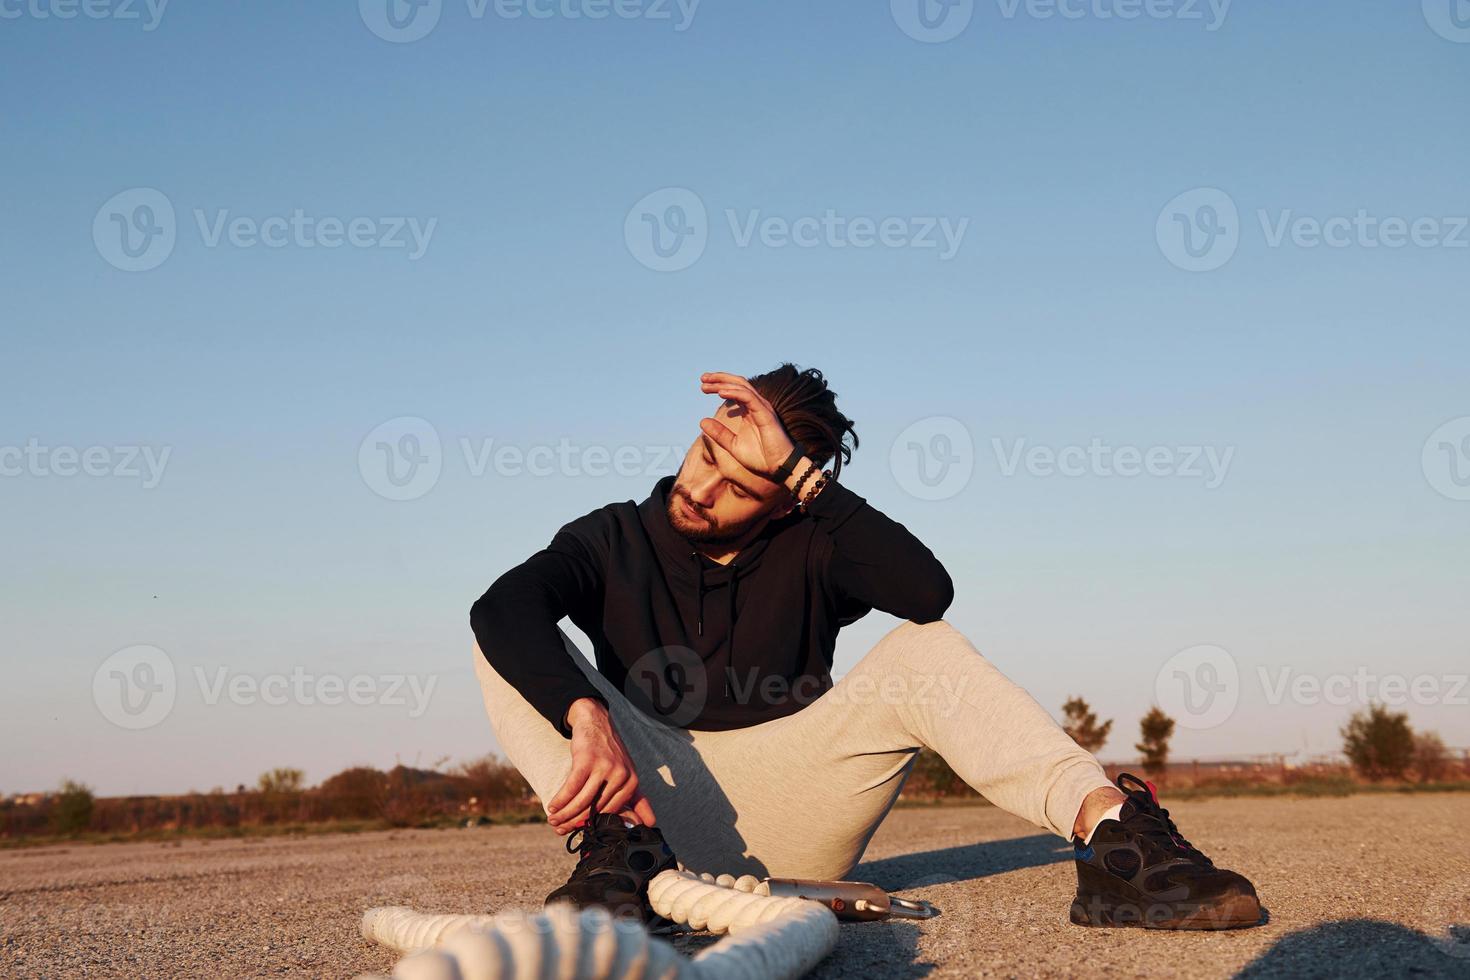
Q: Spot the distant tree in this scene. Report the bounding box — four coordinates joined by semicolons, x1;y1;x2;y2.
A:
1341;703;1414;781
54;779;95;835
1411;731;1450;783
452;756;533;810
257;768;305;795
1062;697;1113;753
1136;707;1175;773
319;766;389;819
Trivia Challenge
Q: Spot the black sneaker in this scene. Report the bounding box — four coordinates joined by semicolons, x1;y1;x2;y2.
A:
1070;773;1261;930
545;813;678;925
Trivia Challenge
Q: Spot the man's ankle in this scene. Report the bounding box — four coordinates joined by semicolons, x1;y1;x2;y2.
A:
1072;785;1127;841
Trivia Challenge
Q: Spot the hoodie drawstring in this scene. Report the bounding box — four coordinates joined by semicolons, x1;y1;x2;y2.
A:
691;552;706;636
690;552;739;693
727;561;738;670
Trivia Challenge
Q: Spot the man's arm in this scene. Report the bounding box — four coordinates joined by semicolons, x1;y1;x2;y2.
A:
470;529;657;832
787;462;954;623
469;535;607;738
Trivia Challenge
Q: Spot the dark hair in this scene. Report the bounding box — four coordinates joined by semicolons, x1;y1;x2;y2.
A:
748;363;859;480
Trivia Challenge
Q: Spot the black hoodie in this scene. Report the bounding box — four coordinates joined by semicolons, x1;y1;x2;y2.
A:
470;474;953;737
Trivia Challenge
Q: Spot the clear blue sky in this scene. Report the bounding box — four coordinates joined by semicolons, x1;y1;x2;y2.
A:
3;1;1468;795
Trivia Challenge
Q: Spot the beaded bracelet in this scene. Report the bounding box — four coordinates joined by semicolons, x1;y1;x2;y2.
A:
798;469;833;513
789;460;819;500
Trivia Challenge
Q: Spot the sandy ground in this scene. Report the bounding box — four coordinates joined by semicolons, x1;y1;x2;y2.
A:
2;794;1468;978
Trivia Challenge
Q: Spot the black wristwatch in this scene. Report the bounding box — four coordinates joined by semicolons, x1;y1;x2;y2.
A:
771;445;805;484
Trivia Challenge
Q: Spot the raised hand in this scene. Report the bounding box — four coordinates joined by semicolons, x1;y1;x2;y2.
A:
698;371;797;480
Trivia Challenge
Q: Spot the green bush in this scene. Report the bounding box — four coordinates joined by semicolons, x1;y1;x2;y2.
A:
54;780;95;835
1136;707;1176;773
257;768;305;795
1062;697;1113;753
1412;731;1450;783
1341;703;1414;781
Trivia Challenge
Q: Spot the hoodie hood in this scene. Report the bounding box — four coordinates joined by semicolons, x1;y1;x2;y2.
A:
638;475;776;680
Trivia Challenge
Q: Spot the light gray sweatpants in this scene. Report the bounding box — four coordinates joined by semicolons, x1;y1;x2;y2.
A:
474;619;1111;880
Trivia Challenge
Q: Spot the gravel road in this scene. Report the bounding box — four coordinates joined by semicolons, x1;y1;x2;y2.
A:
3;793;1468;978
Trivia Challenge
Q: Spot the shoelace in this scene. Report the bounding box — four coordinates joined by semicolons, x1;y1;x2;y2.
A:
564;819;625;878
1115;773;1214;867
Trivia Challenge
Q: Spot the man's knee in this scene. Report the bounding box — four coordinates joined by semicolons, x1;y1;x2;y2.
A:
858;620;995;716
867;618;971;666
907;618;962;640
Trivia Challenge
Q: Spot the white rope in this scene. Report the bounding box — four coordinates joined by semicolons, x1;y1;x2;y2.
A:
358;868;839;980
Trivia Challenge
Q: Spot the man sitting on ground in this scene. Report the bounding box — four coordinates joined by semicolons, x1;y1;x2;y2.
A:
470;364;1260;931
